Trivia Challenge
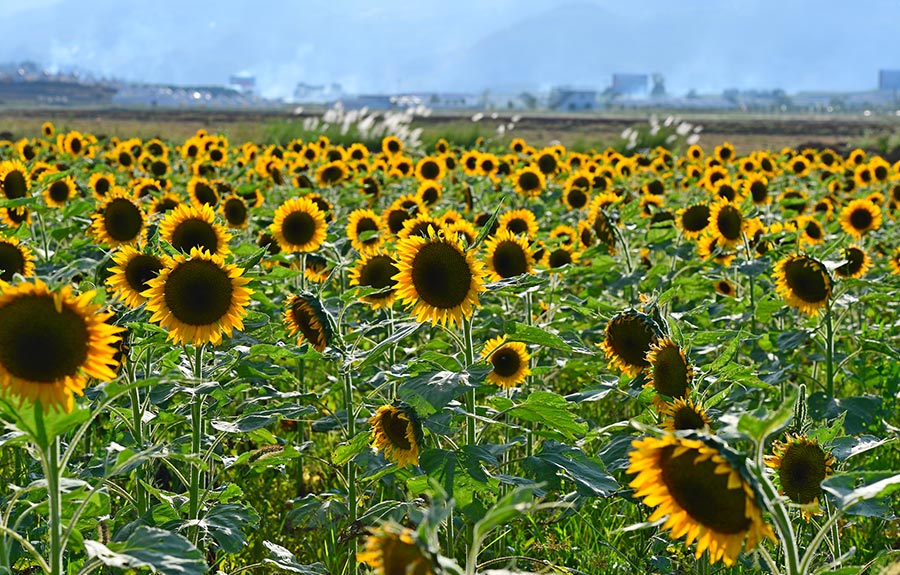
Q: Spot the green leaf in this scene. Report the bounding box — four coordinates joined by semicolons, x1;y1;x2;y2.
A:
822;471;900;511
830;435;894;462
332;431;371;466
707;331;743;373
469;197;505;251
199;503;260;554
525;441;618;496
354;322;421;369
84;526;206;575
504;322;573;352
737;389;796;443
263;541;328;574
398;370;472;413
508;391;587;440
210;405;317;434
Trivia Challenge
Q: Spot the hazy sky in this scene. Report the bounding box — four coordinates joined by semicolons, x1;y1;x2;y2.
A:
2;0;897;99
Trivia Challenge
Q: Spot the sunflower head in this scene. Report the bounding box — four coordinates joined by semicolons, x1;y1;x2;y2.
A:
394;228;485;327
628;434;774;566
480;335;531;388
708;199;745;248
90;188;147;248
369;402;423;468
482;229;534;281
271;197;328;254
660;398;712;431
283;292;333;352
601;310;661;376
160;203;232;257
220;195;249;229
349;251;399;310
357;523;436;575
142;248;252;345
834;245;870;279
0;280;123;412
106;246;164;309
0;236;35;282
765;434;835;514
644;337;693;402
773;254;832;316
839;198;882;239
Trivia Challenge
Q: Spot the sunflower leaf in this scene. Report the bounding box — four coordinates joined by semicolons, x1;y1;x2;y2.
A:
822;471;900;512
509;391;587;440
737;388;795;443
504;322;572;352
331;431;371;466
85;526;205;575
262;541;328;574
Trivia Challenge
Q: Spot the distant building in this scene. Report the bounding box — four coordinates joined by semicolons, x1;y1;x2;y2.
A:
611;74;649;97
229;75;256;94
294;82;343;103
878;70;900;91
548;87;597;111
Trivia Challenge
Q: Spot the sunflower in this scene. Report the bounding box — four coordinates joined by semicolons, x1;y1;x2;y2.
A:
601;310;660;376
415;156;444;181
187;176;219;208
1;207;30;229
394;228;485;327
714;279;736;297
149;191;183;215
142;248;252;345
381;136;404;157
219;195;249;229
742;174;769;205
834;245;871;279
765;435;835;515
349;251;399;310
587;201;617;254
708;199;744;248
316;160;349;187
397;216;445;241
160;203;231;257
445;220;477;248
270;197;327;254
346;209;384;253
714;142;735;164
498;209;539;238
644;337;693;402
416;181;442;207
283;292;332;351
677;203;710;239
368;403;423;467
480;335;531;388
106;246;164;309
43;175;78;208
0;236;35;282
482;230;534;281
89;189;147;248
891;248;900;275
60;131;88;157
787;155;811;178
0;279;123;412
41;121;55;139
0;160;31;200
628;435;773;566
839;198;882;239
660;398;712;431
773;254;832;316
546;246;580;271
513;166;546;198
795;215;825;247
88;172;116;200
357;523;435;575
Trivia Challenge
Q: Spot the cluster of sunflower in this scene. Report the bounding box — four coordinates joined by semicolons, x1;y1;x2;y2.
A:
0;120;896;572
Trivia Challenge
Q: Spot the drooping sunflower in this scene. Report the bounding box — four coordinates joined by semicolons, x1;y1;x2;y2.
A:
627;435;774;566
765;434;835;516
160;203;231;257
482;229;534;281
346;208;384;253
394;229;485;327
270;197;327;254
498;208;539;238
773;254;832;316
0;236;35;282
513;166;546;198
368;402;423;468
644;337;693;403
0;159;31;201
89;189;147;248
480;335;531;388
708;199;745;248
1;207;30;229
301;254;331;284
601;310;660;376
219;195;249;229
349;251;399;310
0;279;123;412
106;246;164;309
142;248;252;345
839;198;882;239
660;398;712;431
43;175;78;208
283;292;332;351
834;245;871;279
357;523;436;575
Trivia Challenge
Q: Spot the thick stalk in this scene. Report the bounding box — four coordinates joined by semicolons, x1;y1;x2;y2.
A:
188;345;204;539
463;316;476;446
296;358;306;495
756;465;800;575
47;438;63;575
343;369;357;575
130;386;148;517
824;301;835;398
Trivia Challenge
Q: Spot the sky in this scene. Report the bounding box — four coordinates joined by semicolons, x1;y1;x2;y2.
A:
1;0;898;99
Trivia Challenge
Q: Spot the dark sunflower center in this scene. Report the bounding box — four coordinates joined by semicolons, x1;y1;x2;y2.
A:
103;199;144;241
491;347;521;377
652;346;689;397
874;166;888;180
567;188;588;208
381;410;412;451
779;443;827;504
125;255;163;293
537;155;557;175
836;248;864;277
849;207;873;230
70;138;83;155
671;406;706;430
0;295;89;382
223;198;247;225
118;152;133;167
659;445;751;535
48;181;72;203
387;209;410;235
210;149;224;162
784;259;829;303
716;206;742;240
354;218;379;244
163;260;234;326
717;184;737;202
290;300;325;347
387;141;401;154
548;248;572;268
281;211;317;246
95;178;111;196
607;316;656;368
491;241;528;278
137;184;159;198
171;219;220;254
6;207;28;225
420;186;439;205
682;205;710;232
321;166;344;184
709;171;725;186
717;281;733;295
420;161;441;180
153;198;179;214
3;170;27;199
311;198;332;221
0;243;26;281
360;256;398;299
410;241;472;310
506;218;529;235
191;183;216;206
150;161;167;177
792;160;806;174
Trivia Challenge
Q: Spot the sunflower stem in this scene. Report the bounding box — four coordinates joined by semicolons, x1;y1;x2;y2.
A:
296;358;306;495
463;316;476;447
824;301;835;398
129;386;148;518
34;212;53;263
46;437;63;575
342;368;358;575
188;344;204;544
754;460;801;575
299;253;307;291
799;505;846;574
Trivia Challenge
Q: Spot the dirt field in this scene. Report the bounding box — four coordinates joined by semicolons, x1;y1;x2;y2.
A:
2;106;899;153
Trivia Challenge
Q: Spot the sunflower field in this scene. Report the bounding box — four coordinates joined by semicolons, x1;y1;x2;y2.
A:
0;120;899;575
